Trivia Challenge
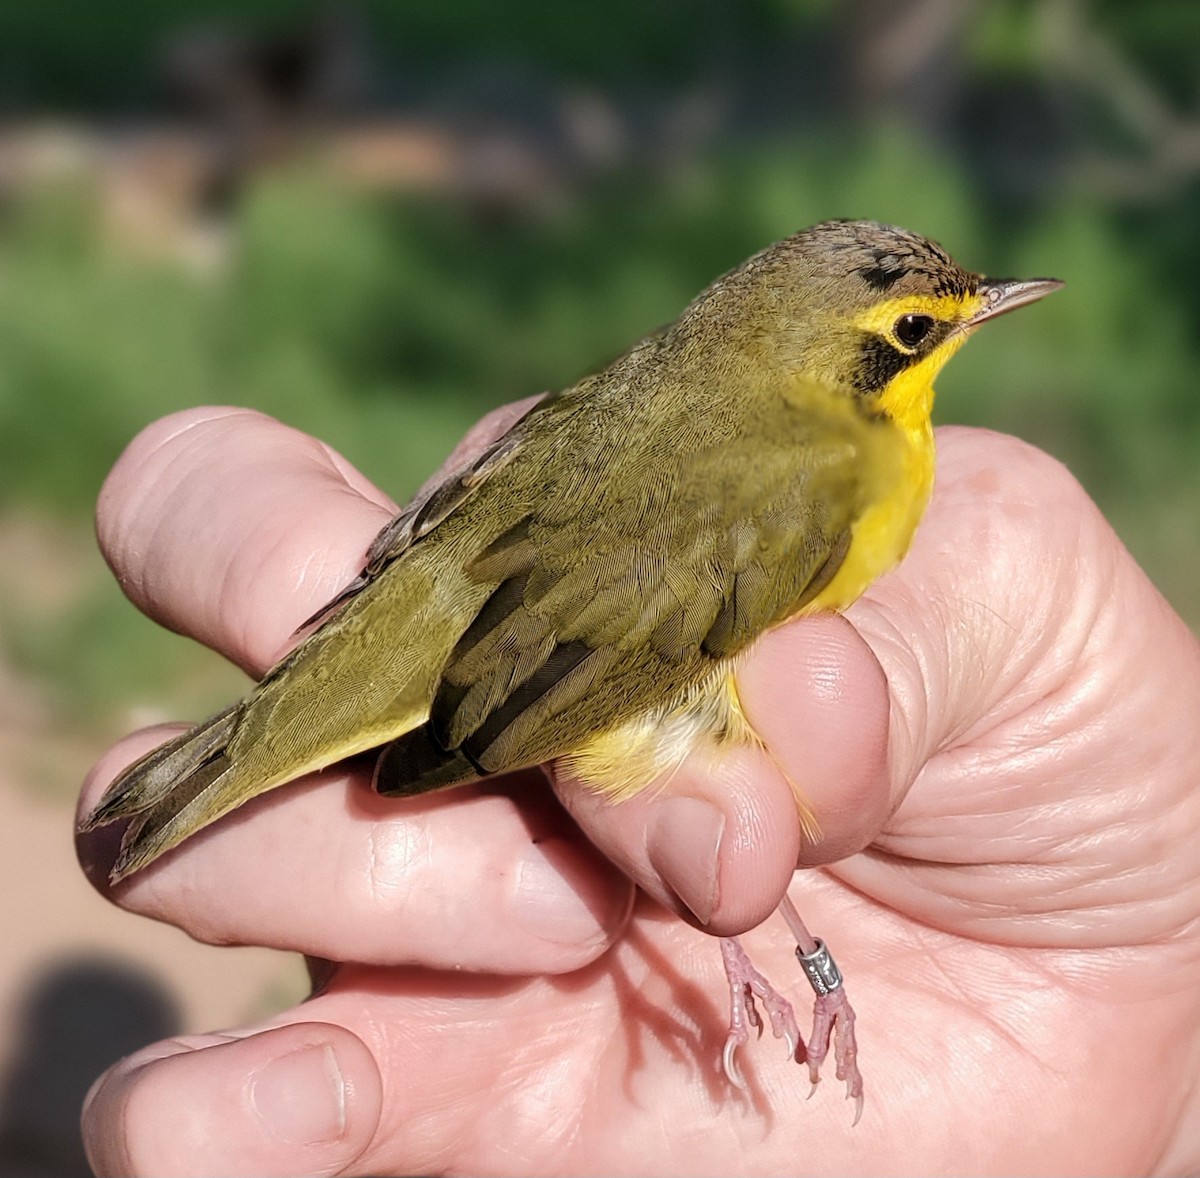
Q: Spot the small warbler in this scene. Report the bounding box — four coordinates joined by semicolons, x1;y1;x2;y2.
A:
82;219;1061;1117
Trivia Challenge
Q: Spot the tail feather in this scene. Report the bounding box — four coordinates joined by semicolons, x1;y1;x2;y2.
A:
108;751;233;881
78;548;485;882
80;705;241;832
80;705;242;882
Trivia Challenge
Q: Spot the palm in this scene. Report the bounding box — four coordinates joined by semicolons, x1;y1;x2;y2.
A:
302;734;1186;1175
299;903;1148;1174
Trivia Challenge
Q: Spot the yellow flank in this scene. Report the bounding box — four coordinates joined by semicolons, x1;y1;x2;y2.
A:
567;658;824;836
564;664;741;800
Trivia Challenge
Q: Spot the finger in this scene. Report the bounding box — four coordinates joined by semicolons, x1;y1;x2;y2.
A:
848;426;1139;789
81;1022;382;1178
211;945;908;1178
552;615;892;938
78;729;634;973
736;613;892;863
97;407;394;675
79;966;653;1178
80;926;1184;1178
554;741;802;938
97;402;537;676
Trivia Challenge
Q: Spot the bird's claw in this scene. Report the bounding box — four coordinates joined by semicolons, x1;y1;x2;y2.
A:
722;1034;748;1091
719;937;803;1091
805;985;863;1121
719;932;864;1123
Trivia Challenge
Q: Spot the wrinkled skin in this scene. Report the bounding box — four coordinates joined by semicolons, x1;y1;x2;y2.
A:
77;406;1200;1177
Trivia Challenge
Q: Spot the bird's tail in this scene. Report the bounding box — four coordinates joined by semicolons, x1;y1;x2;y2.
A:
79;704;245;882
80;546;496;882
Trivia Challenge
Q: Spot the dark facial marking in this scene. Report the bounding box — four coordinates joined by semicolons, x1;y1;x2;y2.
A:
854;318;956;395
856;335;912;395
858;262;904;293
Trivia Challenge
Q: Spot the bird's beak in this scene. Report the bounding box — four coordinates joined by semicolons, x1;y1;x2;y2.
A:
970;277;1064;325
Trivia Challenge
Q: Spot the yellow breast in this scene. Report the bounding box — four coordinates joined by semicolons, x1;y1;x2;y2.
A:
805;330;951;613
570;416;936;800
806;417;935;613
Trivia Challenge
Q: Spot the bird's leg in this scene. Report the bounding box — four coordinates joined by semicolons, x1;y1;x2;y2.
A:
719;935;802;1090
779;893;864;1124
719;895;863;1123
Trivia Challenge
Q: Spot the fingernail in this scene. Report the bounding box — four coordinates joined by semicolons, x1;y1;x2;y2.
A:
250;1044;347;1146
512;837;606;945
646;796;724;925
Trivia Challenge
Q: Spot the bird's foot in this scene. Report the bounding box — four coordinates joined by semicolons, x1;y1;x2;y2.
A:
796;940;863;1125
718;930;864;1123
719;935;802;1090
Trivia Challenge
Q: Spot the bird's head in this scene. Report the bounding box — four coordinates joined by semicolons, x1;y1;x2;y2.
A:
691;219;1062;431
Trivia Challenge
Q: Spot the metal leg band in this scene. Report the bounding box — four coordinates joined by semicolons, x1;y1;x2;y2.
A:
795;938;843;996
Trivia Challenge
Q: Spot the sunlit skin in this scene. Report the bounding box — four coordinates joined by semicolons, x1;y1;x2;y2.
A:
77;407;1200;1177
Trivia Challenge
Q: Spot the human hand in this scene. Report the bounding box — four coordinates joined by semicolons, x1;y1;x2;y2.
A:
77;407;1200;1176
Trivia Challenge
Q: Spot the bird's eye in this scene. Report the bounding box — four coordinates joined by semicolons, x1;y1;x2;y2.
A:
893;314;934;349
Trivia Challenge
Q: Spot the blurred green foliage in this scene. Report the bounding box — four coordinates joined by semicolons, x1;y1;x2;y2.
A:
0;1;1197;757
0;0;827;109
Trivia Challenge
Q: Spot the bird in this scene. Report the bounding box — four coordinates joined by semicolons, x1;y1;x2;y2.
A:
81;219;1061;1119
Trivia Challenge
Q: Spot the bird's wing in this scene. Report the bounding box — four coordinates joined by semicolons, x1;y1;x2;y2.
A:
426;392;872;774
295;401;545;631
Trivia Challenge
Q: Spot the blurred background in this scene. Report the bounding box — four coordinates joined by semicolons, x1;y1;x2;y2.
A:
0;0;1197;1172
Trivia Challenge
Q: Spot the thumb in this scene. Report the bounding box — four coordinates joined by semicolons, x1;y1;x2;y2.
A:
552;613;893;937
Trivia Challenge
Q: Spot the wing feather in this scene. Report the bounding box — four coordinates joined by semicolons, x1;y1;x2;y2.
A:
423;412;867;774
